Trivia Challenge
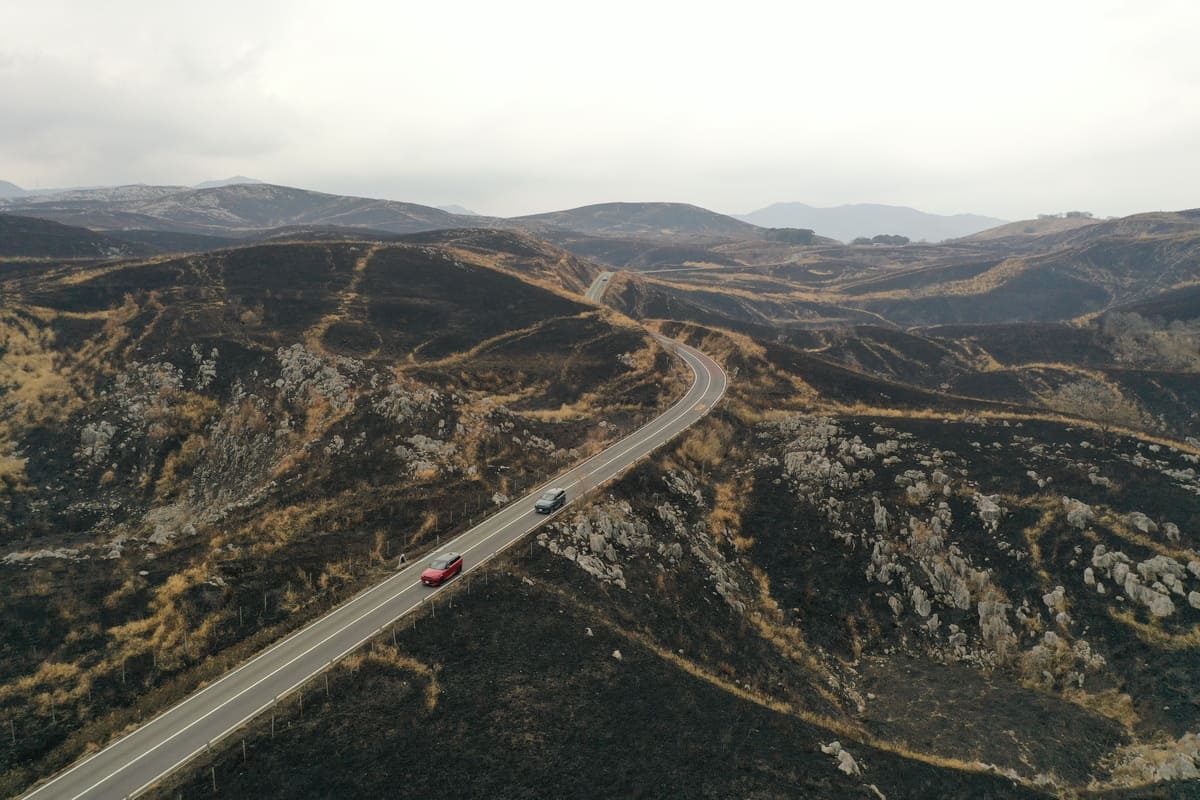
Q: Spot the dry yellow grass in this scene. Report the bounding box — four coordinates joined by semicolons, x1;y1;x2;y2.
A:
1062;687;1140;732
1020;503;1059;585
343;646;442;713
303;243;380;356
1108;608;1200;651
1094;508;1199;564
0;311;81;423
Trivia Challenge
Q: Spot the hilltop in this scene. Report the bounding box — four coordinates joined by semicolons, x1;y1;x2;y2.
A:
514;201;766;239
740;201;1007;243
0;181;28;199
0;214;153;259
192;176;265;189
0;183;478;236
597;208;1200;329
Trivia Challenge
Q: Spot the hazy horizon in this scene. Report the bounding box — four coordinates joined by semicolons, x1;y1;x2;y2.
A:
3;0;1198;220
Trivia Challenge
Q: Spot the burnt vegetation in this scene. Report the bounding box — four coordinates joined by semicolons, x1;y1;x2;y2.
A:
2;196;1199;799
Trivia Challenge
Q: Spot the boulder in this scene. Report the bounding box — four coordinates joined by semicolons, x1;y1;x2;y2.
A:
1149;593;1176;618
1127;512;1158;534
872;497;890;533
911;586;932;618
974;493;1004;531
1063;498;1095;530
1042;586;1066;612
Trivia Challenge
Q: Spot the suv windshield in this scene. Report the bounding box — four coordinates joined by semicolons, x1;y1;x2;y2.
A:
430;556;455;569
541;490;560;501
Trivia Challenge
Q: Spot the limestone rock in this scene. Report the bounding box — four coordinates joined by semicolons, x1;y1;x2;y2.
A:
1063;498;1094;530
820;741;862;777
1127;512;1157;534
1042;586;1066;612
974;493;1004;532
911;586;931;617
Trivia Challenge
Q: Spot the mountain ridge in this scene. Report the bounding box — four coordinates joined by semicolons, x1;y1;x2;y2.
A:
515;201;766;239
739;201;1007;243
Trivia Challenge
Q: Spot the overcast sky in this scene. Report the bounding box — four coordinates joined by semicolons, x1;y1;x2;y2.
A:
2;0;1198;219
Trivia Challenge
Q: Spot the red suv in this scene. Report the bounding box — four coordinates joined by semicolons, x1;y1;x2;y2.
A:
421;552;463;586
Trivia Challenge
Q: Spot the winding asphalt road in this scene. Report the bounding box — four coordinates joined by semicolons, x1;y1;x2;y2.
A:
584;269;613;301
22;323;726;799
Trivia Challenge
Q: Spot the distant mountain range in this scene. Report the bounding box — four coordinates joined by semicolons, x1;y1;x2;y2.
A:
0;184;779;242
738;202;1006;243
0;183;470;236
0;179;1034;248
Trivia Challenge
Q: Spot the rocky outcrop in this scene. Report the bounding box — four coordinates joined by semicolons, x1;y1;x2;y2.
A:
1110;733;1200;783
820;741;862;777
275;343;358;411
144;503;197;545
372;381;441;424
973;493;1004;532
78;421;116;463
1062;497;1095;530
540;475;746;611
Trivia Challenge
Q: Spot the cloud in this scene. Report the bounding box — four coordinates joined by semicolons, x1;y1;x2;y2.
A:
1;0;1198;216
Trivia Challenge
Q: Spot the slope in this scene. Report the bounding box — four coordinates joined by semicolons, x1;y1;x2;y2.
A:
2;183;480;237
0;213;154;259
0;237;688;797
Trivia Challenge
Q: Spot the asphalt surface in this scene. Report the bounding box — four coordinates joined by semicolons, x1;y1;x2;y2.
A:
584;270;613;301
22;335;727;800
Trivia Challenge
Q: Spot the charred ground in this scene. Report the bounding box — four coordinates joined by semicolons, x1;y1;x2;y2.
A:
0;235;687;796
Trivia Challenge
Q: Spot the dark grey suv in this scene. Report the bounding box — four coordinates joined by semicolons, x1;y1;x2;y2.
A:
534;487;566;514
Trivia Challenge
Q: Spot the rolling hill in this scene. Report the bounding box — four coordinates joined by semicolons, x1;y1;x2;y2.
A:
4;184;1200;798
0;232;686;798
0;214;153;259
739;201;1006;243
0;181;28;199
0;183;480;237
515;201;766;239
